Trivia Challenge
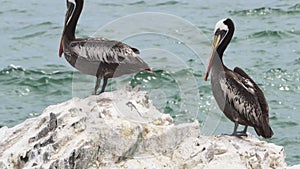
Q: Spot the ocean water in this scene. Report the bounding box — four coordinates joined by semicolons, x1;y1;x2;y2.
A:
1;0;300;165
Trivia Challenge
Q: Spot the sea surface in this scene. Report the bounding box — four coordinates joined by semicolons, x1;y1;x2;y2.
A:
1;0;300;165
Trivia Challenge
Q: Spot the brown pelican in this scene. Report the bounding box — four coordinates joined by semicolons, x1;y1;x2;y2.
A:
59;0;151;94
204;18;273;138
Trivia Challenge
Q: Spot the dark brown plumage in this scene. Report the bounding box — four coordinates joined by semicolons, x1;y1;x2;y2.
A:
204;18;273;138
59;0;151;94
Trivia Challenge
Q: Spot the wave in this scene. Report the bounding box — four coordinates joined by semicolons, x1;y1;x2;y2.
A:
97;1;183;7
12;31;46;40
96;1;146;7
154;1;182;6
96;2;123;7
20;21;53;30
294;58;300;65
128;1;146;5
248;30;291;39
230;4;300;16
0;65;72;90
288;3;300;10
246;29;300;40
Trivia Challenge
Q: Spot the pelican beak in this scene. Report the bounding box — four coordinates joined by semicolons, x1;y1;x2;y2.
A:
59;36;63;57
204;34;221;81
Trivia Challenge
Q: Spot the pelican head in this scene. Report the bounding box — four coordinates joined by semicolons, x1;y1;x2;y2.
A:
65;0;77;26
204;18;235;81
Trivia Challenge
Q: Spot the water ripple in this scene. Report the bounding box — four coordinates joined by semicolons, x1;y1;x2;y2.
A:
0;65;72;91
266;68;299;80
288;3;300;10
12;31;46;40
230;5;300;16
248;30;291;39
275;121;298;128
96;2;123;7
21;21;53;30
128;1;146;5
155;1;182;6
7;9;28;14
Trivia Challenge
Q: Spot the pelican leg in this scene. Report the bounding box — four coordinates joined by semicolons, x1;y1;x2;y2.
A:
99;77;108;94
94;78;101;95
231;122;247;137
237;126;248;135
231;122;239;136
221;122;238;136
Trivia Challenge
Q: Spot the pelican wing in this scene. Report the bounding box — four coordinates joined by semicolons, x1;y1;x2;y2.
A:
219;67;273;137
233;67;269;116
219;69;267;126
68;38;140;64
65;38;150;78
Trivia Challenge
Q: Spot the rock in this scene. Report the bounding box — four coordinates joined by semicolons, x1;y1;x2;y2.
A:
287;165;300;169
0;86;295;169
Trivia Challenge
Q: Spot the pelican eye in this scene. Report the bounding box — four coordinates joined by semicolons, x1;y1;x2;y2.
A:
215;29;227;36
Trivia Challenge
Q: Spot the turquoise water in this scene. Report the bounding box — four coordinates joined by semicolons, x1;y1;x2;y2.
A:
1;0;300;165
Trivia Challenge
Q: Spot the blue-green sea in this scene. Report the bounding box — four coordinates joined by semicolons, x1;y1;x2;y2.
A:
1;0;300;165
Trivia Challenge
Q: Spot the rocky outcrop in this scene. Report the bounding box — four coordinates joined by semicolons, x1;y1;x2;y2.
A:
0;87;293;169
